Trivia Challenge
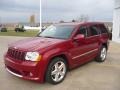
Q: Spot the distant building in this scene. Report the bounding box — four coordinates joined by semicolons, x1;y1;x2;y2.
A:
30;15;35;24
113;0;120;42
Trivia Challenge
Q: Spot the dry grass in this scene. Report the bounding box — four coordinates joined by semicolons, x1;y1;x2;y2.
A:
0;30;39;37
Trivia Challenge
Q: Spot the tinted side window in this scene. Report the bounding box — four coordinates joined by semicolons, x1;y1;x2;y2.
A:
99;24;108;34
89;25;99;36
77;26;88;37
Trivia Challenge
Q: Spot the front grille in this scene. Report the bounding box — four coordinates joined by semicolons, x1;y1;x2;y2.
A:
7;48;26;61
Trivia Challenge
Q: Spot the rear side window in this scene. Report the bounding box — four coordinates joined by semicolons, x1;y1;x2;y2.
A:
99;24;108;34
89;25;99;36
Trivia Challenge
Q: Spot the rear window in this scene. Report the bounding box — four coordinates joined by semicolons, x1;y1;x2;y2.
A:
99;24;108;34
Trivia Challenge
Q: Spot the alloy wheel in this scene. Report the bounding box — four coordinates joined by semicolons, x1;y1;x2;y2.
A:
51;61;66;82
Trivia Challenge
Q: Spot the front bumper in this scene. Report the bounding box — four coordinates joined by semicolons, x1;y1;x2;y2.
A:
6;67;40;81
4;56;44;82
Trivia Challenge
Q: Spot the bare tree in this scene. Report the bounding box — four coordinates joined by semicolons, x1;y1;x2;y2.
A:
77;15;89;22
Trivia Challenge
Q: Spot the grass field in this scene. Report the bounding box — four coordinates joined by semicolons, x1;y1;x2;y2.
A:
0;30;39;37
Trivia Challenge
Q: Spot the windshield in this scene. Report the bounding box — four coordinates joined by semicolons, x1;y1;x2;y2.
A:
38;25;75;39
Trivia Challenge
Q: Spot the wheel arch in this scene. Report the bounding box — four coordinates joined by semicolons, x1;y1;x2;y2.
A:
48;54;70;70
102;43;108;50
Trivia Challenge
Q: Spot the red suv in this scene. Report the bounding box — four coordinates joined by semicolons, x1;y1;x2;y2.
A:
4;22;109;84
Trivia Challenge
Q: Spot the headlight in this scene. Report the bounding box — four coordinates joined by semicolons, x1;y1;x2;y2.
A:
25;52;41;61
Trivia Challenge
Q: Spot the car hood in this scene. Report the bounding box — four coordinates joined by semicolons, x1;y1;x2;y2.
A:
9;37;66;51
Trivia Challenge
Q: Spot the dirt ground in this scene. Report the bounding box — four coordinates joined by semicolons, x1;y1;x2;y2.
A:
0;36;120;90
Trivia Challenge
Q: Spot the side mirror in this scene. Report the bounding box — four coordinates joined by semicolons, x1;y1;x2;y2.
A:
74;34;85;41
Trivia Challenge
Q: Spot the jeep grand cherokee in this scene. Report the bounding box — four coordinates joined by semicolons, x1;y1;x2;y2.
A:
4;22;109;84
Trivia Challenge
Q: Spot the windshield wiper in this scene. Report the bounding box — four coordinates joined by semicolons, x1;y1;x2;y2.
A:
43;36;55;38
39;36;65;39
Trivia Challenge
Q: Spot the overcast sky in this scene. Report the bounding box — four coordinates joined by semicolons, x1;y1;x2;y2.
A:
0;0;40;23
42;0;114;23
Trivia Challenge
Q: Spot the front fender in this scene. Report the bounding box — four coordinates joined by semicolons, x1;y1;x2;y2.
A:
43;48;71;66
39;48;71;80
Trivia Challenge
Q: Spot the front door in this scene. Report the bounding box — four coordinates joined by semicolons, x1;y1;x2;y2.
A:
70;25;92;65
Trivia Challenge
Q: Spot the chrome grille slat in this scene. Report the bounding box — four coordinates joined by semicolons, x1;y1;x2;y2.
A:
15;50;18;59
7;48;25;61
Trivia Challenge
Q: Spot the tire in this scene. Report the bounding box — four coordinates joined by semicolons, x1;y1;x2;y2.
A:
95;46;107;62
46;57;67;84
